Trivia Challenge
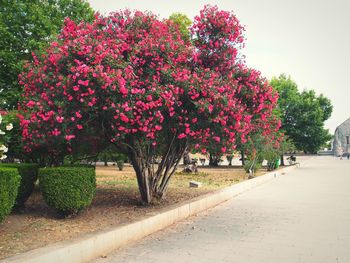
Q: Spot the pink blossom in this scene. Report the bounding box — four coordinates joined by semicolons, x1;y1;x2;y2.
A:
26;101;36;108
178;133;186;139
120;114;129;123
56;116;64;123
65;135;76;140
78;79;89;86
120;86;128;95
52;129;60;136
213;136;220;142
118;77;128;95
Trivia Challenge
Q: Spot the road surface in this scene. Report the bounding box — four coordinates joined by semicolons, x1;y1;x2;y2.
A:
94;156;350;263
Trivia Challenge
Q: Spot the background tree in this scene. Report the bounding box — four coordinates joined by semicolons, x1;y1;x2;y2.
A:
98;145;127;167
169;13;192;43
192;6;263;166
168;13;192;166
270;74;333;153
0;0;94;109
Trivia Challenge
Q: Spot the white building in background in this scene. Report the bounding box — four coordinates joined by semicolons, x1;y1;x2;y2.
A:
333;117;350;156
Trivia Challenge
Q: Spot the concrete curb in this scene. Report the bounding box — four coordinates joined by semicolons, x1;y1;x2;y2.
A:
1;165;298;263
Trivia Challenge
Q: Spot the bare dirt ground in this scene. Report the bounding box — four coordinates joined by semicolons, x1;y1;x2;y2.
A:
0;164;265;259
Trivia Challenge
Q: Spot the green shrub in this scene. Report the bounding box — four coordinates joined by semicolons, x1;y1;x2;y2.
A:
0;168;20;223
0;163;39;208
267;161;276;171
39;167;96;217
116;160;124;171
244;161;262;174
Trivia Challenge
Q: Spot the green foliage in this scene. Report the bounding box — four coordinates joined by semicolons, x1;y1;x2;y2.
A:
116;160;124;171
271;74;333;153
0;0;95;109
63;153;98;166
279;136;296;154
98;146;127;166
244;160;262;173
98;146;127;170
263;148;280;164
169;13;192;42
0;167;20;223
242;133;281;173
317;94;333;121
265;150;280;171
0;163;39;208
39;166;96;216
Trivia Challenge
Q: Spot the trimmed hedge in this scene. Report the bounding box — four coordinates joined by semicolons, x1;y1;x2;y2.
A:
0;163;39;208
39;167;96;217
0;168;20;223
62;164;96;169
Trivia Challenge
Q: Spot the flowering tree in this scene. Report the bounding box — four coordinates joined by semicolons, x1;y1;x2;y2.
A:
205;65;281;165
191;5;246;165
19;7;281;204
191;5;280;165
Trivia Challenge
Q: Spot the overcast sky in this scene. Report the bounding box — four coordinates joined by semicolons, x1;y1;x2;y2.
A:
88;0;350;133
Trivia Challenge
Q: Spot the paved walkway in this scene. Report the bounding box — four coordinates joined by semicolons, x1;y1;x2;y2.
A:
94;156;350;263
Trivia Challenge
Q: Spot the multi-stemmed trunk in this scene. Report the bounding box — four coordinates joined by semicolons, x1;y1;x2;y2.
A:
127;136;187;205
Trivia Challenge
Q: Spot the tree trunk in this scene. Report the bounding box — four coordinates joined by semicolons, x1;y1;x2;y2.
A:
209;154;220;166
226;155;233;166
129;152;152;204
241;151;245;166
183;149;191;165
280;154;285;166
128;136;187;205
